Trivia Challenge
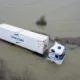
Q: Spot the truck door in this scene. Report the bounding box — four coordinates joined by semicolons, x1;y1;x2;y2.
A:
37;41;43;54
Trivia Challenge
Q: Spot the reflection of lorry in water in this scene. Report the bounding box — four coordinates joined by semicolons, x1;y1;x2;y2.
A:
0;23;66;65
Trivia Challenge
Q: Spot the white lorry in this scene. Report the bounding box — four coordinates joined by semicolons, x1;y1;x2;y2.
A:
0;23;66;65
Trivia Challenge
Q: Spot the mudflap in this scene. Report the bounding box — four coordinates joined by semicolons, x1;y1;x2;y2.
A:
42;49;49;58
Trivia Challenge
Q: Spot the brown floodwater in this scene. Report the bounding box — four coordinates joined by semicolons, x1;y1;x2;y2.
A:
0;0;80;80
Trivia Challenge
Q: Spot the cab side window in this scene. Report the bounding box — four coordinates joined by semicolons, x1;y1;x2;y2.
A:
51;49;55;53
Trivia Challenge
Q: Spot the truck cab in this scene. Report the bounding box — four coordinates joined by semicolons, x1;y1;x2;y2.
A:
47;42;66;65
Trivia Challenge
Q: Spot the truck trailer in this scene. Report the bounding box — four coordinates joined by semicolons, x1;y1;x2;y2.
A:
0;23;49;55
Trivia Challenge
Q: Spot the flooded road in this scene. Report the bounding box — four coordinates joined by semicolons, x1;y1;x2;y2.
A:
0;0;80;80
